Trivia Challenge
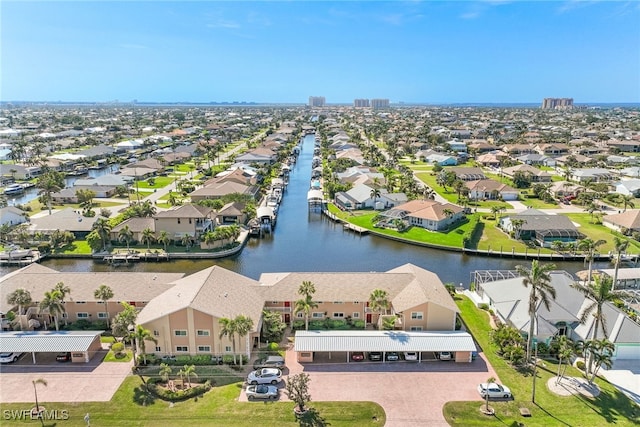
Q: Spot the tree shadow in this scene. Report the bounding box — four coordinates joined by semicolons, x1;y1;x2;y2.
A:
297;407;331;427
533;402;572;427
132;384;156;407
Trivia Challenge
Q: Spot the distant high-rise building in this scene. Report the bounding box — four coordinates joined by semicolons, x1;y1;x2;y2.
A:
370;98;390;109
542;98;574;110
308;96;326;107
353;99;370;108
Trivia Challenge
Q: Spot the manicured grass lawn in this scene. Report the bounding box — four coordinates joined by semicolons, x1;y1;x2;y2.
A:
103;349;133;362
135;176;174;189
565;214;640;254
519;197;559;209
444;296;639;426
54;240;93;255
414;172;511;210
0;376;385;426
24;200;124;216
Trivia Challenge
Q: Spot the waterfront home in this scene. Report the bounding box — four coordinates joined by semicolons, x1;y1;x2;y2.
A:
465;179;519;201
235;147;277;165
189;181;260;202
474;271;640;360
215;201;247;225
28;207;98;238
502;164;552;182
0;164;41;180
51;185;117;203
424;153;458;166
109;217;156;242
0;263;183;331
379;199;465;232
334;184;404;211
153;203;215;241
204;167;260;187
603;210;640;234
571;168;615;183
499;210;584;247
0;206;27;227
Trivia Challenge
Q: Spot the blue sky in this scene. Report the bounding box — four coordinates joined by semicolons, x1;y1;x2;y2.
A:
2;1;639;104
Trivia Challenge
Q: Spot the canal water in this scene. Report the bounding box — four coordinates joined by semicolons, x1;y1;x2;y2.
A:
2;134;606;285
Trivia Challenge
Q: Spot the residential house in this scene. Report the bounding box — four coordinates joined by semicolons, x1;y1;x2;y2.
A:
473;270;640;360
110;217;156;243
607;140;640;153
614;180;640;197
51;185;117;203
603;210;640;234
0;164;41;180
571;168;615;183
449;167;486;181
619;167;640;178
445;140;467;153
515;153;555;167
500;210;584;247
215;202;247;225
334;184;401;211
536;143;570;157
380;200;465;231
153;203;215;241
476;153;506;167
235;148;277;165
0;206;27;227
465;179;519;201
28;208;99;238
549;181;584;199
424;153;458;166
502;164;552;183
189;181;260;202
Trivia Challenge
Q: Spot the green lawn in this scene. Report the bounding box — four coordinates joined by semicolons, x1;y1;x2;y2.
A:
519;196;559;209
443;296;639;426
53;240;93;255
0;376;385;426
135;176;174;189
565;214;640;254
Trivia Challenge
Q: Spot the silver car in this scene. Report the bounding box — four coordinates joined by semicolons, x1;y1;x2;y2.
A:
246;384;279;400
247;368;282;385
0;352;23;364
477;382;512;399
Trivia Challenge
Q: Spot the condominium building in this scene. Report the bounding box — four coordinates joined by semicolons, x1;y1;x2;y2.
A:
370;99;390;109
353;99;370;108
541;98;574;110
308;96;326;107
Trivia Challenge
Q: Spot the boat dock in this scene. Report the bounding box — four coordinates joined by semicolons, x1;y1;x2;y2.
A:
0;250;43;266
343;223;369;234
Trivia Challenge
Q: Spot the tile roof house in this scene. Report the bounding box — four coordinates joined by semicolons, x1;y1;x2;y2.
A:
380;200;465;231
603;210;640;233
153;203;215;240
449;167;486;181
28;208;99;238
500;210;584;247
502;164;552;182
465;179;519;201
189;181;260;202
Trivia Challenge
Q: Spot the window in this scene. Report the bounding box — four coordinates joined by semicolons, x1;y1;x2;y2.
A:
333;301;343;304
197;346;211;352
411;312;423;320
153;330;160;336
410;326;423;331
174;330;187;336
354;301;360;304
296;312;304;318
196;330;210;337
155;346;161;352
225;346;232;352
77;312;88;319
76;301;86;304
333;312;344;318
62;313;68;318
97;300;105;304
176;346;188;352
312;312;324;318
97;312;108;319
177;218;181;224
352;312;360;318
189;218;192;224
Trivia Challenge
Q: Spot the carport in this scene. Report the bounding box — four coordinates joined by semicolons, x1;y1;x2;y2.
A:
294;330;477;363
0;330;104;364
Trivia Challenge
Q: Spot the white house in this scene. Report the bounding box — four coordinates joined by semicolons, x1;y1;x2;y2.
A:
0;206;28;227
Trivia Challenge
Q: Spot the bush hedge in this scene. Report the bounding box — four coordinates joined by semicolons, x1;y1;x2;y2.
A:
146;378;212;402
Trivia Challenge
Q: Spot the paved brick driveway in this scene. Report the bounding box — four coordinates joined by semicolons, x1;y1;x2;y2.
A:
264;350;501;427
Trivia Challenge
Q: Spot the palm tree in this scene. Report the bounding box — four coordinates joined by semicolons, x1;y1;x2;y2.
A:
611;236;630;290
234;315;254;366
587;339;615;384
39;290;65;331
92;217;112;251
94;284;114;328
182;364;198;388
554;336;574;384
368;288;391;318
298;281;316;301
510;218;527;240
36;170;65;215
53;281;71;326
572;275;624;342
130;325;157;366
294;296;318;331
219;317;237;364
159;363;172;383
578;238;607;284
7;288;32;315
515;260;557;362
141;227;156;251
118;225;133;251
621;194;635;212
369;187;381;208
32;378;47;417
157;230;171;251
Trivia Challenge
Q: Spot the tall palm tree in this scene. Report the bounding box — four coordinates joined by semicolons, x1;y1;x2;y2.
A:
53;281;71;326
554;335;574;384
94;284;114;328
298;281;316;301
118;225;133;251
92;217;112;251
294;296;318;331
621;194;635;212
141;227;156;251
219;317;237;364
611;236;630;290
159;363;172;382
157;230;171;251
572;274;624;342
182;364;198;388
36;170;65;215
511;219;527;240
368;288;391;317
234;315;254;366
130;325;157;366
32;378;47;416
515;260;557;362
578;238;607;284
7;288;32;315
370;187;381;208
587;339;615;384
39;290;65;331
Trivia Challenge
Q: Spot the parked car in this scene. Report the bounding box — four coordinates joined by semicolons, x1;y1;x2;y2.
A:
246;384;279;400
385;352;400;361
438;351;452;361
368;351;382;361
211;355;224;365
0;352;23;364
404;352;418;361
56;352;71;362
161;355;177;362
351;352;365;361
253;355;285;369
477;382;512;399
247;368;282;385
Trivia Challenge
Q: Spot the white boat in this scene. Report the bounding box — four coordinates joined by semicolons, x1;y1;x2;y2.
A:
3;184;24;196
0;248;33;260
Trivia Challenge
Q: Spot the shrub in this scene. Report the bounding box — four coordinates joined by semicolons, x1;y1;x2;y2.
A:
576;360;586;371
111;342;124;353
292;320;305;330
147;379;212;402
478;303;490;311
267;342;280;352
352;319;365;329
